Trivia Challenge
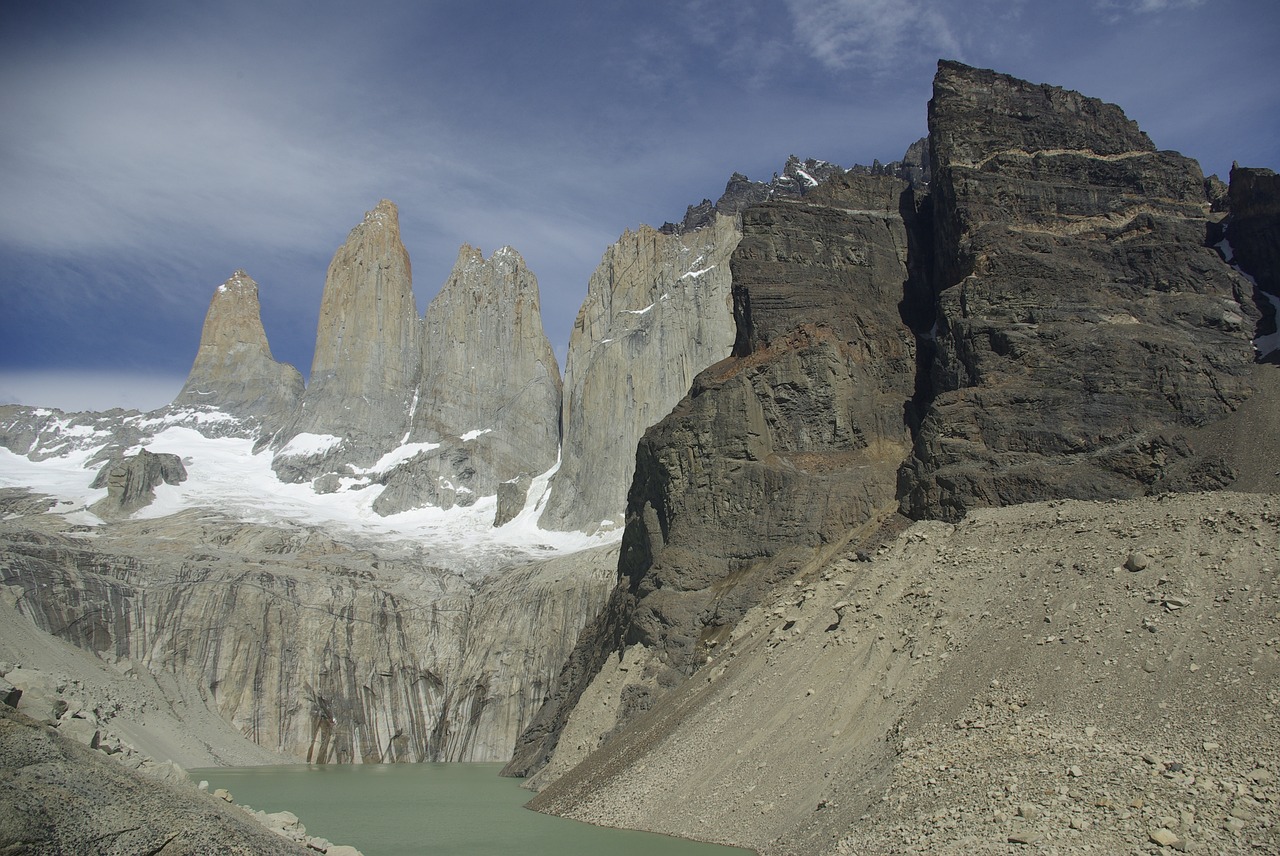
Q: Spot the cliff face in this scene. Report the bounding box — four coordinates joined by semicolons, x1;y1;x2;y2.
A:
274;200;420;480
373;245;562;515
172;270;304;428
539;215;739;532
506;172;921;776
897;61;1261;520
0;502;616;764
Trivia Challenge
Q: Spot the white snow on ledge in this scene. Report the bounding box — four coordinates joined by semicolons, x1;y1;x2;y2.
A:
680;265;717;280
460;428;492;442
278;433;343;457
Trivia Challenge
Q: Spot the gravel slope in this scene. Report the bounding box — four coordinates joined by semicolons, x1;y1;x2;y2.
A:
530;491;1280;855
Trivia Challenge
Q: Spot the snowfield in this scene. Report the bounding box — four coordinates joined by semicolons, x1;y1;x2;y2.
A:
0;424;615;577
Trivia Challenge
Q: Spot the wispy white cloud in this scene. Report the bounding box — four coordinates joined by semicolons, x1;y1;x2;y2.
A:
782;0;963;72
1093;0;1206;15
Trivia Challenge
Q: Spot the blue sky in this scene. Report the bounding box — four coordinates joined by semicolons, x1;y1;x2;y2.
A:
1;0;1277;411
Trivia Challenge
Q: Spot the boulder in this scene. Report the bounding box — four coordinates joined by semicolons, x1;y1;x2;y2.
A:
90;448;187;517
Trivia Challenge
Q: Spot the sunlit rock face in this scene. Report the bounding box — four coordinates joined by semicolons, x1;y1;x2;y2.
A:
373;245;563;516
539;214;740;533
273;199;421;481
172;269;303;429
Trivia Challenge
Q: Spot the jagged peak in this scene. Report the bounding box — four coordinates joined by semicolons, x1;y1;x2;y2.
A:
345;198;401;241
215;269;257;295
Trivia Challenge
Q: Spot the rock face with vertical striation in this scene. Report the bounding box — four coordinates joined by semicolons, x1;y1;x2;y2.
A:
539;215;739;532
371;245;562;515
0;502;617;764
506;171;921;777
172;270;303;427
274;200;420;481
897;61;1261;521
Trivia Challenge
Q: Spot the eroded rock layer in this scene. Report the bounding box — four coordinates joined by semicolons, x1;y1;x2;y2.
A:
0;501;616;764
897;61;1260;520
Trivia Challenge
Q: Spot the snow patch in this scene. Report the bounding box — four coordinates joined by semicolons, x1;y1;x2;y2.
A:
680;265;717;280
367;441;441;475
278;433;343;457
460;428;492;442
1255;290;1280;359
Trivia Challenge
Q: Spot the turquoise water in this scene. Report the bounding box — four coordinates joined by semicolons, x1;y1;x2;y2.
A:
191;763;754;856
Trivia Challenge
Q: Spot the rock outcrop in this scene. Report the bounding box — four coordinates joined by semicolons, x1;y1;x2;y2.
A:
372;245;562;515
897;60;1261;521
539;215;740;532
0;703;315;855
89;448;187;518
172;270;304;427
507;171;920;776
274;200;420;481
1227;165;1280;295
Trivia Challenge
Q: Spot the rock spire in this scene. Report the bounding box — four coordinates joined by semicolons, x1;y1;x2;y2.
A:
274;200;420;479
538;215;739;532
172;270;303;425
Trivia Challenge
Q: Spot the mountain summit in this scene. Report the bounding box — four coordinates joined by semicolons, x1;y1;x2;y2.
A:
172;269;303;426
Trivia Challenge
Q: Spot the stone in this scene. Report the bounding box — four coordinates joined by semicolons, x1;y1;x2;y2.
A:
1126;552;1152;572
1008;831;1044;845
1150;827;1183;848
172;270;304;428
90;448;187;518
494;473;533;527
539;214;739;532
274;200;420;481
0;678;19;709
898;61;1260;521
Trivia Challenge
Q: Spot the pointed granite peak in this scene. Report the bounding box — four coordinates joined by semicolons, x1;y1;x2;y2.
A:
371;242;561;515
173;270;303;424
272;200;420;479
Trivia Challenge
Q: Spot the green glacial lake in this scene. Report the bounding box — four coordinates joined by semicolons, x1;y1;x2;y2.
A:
191;763;754;856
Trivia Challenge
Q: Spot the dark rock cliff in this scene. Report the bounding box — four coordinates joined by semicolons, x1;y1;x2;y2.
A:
508;60;1274;781
1226;165;1280;295
897;61;1261;520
